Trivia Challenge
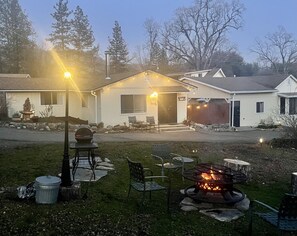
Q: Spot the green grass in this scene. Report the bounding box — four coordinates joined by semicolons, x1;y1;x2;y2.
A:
0;142;296;235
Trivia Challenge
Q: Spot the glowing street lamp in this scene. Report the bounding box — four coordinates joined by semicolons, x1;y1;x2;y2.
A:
61;71;72;187
259;138;264;147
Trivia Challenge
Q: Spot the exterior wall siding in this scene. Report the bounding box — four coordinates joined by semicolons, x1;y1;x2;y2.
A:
99;73;188;126
232;93;278;127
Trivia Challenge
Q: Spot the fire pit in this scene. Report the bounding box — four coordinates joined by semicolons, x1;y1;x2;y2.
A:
183;163;247;204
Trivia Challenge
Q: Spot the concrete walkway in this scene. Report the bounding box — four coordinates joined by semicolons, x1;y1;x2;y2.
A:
0;127;282;148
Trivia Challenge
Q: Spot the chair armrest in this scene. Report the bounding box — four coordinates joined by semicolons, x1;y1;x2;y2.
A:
252;200;278;213
151;154;164;164
145;175;169;179
170;152;182;157
143;168;153;176
145;175;171;186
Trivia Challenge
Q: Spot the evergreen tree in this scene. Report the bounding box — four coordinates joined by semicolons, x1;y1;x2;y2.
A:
48;0;72;60
71;6;99;77
0;0;35;73
107;21;129;73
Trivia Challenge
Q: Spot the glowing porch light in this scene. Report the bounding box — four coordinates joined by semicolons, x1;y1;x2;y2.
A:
150;91;158;98
150;91;158;105
203;104;208;108
187;105;191;109
196;105;201;109
64;71;71;79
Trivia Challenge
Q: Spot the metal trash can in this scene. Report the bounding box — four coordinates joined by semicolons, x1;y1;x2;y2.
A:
35;176;61;204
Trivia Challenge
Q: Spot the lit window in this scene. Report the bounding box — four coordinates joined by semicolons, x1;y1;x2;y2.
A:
121;95;146;114
256;102;264;113
41;92;58;105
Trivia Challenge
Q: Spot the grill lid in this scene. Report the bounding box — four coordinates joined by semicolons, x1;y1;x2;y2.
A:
75;127;93;143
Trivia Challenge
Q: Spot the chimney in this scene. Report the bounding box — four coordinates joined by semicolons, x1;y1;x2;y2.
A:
105;51;111;80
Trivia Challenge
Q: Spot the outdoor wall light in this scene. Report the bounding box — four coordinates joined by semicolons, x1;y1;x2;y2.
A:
150;91;158;105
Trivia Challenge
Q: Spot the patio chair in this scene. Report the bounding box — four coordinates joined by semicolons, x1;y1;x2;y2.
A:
126;157;171;211
249;193;297;235
128;116;138;129
146;116;156;130
151;143;194;180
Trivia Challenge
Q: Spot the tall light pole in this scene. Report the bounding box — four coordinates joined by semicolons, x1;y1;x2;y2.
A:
61;71;72;187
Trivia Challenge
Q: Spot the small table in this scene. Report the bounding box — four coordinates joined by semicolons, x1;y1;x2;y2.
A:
224;158;251;178
70;142;98;180
173;156;195;181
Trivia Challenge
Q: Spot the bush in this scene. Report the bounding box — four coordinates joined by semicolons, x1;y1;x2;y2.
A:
270;138;297;148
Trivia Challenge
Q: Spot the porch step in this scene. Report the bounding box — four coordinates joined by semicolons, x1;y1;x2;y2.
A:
158;123;194;132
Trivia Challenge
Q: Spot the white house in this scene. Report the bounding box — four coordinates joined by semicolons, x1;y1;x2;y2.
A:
181;74;297;127
0;70;190;126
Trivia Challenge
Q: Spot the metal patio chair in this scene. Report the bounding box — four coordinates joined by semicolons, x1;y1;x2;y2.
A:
126;158;171;211
146;116;156;130
151;143;194;180
249;193;297;235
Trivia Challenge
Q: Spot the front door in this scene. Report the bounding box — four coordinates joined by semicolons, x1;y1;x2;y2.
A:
231;101;240;127
158;94;177;124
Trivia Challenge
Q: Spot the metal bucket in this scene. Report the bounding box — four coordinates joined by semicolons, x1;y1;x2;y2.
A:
35;176;61;204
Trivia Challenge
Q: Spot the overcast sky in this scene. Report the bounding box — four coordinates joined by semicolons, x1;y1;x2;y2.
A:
19;0;297;63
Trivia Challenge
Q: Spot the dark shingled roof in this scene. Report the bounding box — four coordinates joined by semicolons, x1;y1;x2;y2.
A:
185;74;289;93
0;70;191;92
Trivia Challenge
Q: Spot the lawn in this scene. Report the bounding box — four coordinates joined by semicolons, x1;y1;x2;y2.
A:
0;142;296;235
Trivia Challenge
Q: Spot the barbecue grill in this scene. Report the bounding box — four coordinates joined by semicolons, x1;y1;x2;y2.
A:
74;128;93;143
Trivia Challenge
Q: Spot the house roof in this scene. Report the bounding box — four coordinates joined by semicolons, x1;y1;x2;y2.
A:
183;74;290;94
0;70;190;93
0;74;30;79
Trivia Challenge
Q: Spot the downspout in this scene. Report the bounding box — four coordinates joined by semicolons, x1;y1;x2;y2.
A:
231;93;235;128
91;90;97;124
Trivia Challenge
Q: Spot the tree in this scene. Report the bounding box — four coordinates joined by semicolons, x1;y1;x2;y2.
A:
0;0;35;73
143;19;169;72
71;6;99;77
48;0;72;59
162;0;244;70
251;26;297;74
210;50;259;76
107;21;129;73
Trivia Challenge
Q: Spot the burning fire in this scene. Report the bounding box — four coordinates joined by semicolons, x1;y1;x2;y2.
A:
201;170;220;180
198;169;222;191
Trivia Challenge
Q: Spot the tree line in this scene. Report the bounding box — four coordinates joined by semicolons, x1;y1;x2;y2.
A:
0;0;296;78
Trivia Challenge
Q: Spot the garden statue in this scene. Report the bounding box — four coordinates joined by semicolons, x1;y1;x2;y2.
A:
20;98;34;121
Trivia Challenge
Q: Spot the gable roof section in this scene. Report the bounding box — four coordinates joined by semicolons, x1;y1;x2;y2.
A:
0;70;190;92
0;74;30;79
182;74;289;94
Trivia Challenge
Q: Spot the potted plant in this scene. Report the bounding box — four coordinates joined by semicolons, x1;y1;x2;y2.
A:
31;116;39;123
12;112;21;121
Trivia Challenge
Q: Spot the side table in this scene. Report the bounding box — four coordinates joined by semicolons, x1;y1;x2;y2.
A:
224;158;251;179
70;142;98;180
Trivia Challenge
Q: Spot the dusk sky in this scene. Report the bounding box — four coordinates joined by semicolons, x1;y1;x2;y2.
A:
19;0;297;63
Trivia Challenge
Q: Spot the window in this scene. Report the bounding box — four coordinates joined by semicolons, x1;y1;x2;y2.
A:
289;98;297;114
82;94;88;108
41;92;58;105
121;95;146;113
256;102;264;113
280;97;285;114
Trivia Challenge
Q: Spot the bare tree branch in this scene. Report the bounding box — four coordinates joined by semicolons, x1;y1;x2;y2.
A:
161;0;244;70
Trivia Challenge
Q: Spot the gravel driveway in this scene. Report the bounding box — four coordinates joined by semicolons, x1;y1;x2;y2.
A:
0;127;282;148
